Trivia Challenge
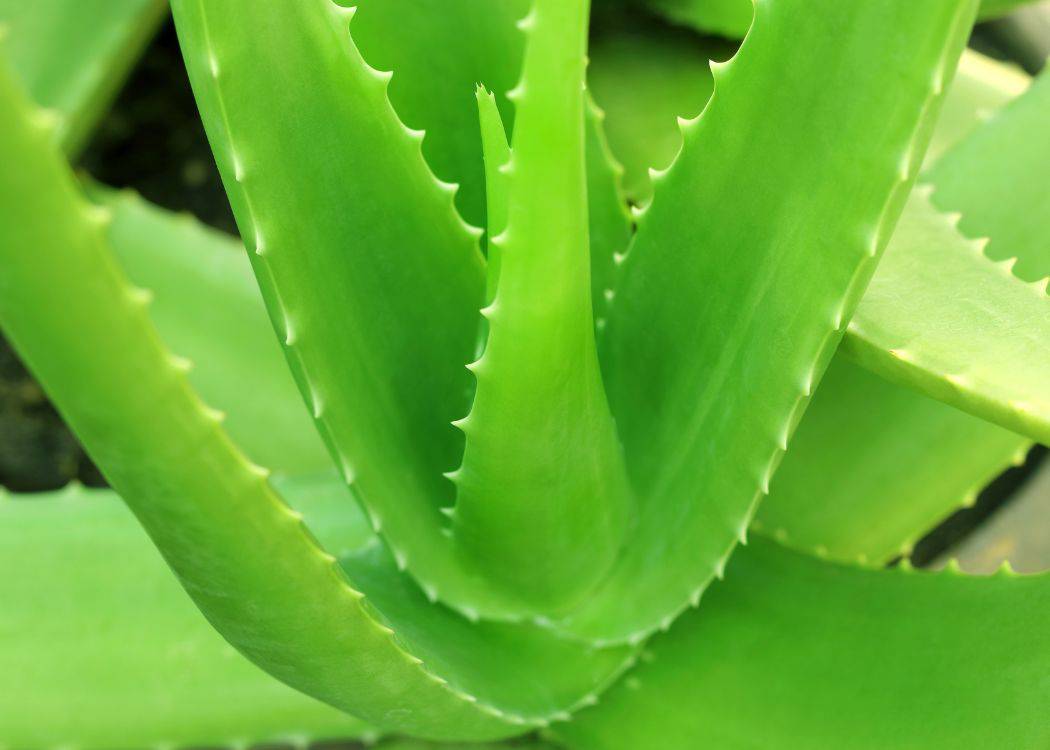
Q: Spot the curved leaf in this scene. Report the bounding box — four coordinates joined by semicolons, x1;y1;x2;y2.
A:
562;0;977;642
555;538;1050;750
90;185;331;475
0;0;166;155
0;484;373;750
170;0;525;619
843;187;1050;447
927;66;1050;282
756;356;1028;563
450;0;634;611
0;55;521;739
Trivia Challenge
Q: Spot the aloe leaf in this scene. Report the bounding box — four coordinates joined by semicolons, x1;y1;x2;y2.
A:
451;0;634;611
559;0;977;642
0;55;528;739
0;484;375;750
927;66;1050;282
347;0;528;228
476;85;512;304
755;357;1028;563
756;59;1040;564
554;538;1049;750
843;187;1050;447
169;0;535;619
86;185;331;475
926;50;1030;164
0;0;166;155
592;21;1050;449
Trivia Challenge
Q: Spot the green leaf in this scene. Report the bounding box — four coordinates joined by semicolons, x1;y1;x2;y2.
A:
170;0;526;619
89;185;332;475
927;66;1050;283
450;0;634;611
347;0;528;229
476;85;512;304
926;50;1029;164
560;0;977;642
748;51;1041;569
0;484;374;750
0;53;522;739
554;537;1050;750
0;0;166;155
756;356;1028;563
842;187;1050;447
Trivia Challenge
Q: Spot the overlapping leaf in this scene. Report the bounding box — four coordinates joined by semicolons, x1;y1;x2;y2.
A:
555;538;1050;750
0;0;166;154
559;0;976;642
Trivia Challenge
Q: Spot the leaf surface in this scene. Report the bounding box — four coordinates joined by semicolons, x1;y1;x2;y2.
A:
170;0;526;618
843;188;1050;446
89;185;331;475
346;0;528;228
451;0;634;610
927;66;1050;283
756;357;1028;563
0;485;373;750
0;55;526;739
0;0;166;154
564;0;977;641
555;538;1050;750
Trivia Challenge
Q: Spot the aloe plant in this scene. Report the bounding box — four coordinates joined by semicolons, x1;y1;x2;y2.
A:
0;0;1048;748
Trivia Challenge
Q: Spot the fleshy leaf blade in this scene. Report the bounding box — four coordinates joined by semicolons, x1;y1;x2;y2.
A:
451;0;634;610
0;0;166;154
561;0;977;641
555;538;1050;750
843;187;1050;447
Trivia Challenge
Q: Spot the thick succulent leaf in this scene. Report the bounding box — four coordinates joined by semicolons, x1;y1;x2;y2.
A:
88;185;331;475
555;537;1050;750
451;0;634;611
560;0;977;642
0;56;522;739
843;187;1050;447
926;50;1029;164
170;0;529;619
755;357;1028;563
585;96;633;327
346;0;528;228
927;66;1050;282
0;0;166;155
584;27;1044;451
757;58;1039;564
0;484;374;750
476;85;512;303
